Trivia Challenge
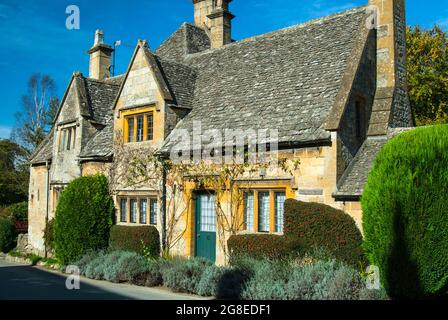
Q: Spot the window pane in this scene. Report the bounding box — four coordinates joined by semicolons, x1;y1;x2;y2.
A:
147;113;154;141
61;130;67;151
244;192;254;232
200;194;216;232
120;199;127;222
140;199;147;224
67;128;72;150
150;199;158;225
127;117;134;143
275;192;286;233
72;128;76;149
258;192;270;232
130;199;138;223
137;115;144;142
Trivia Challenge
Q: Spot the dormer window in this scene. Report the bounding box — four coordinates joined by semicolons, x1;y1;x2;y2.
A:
125;112;154;143
59;126;76;151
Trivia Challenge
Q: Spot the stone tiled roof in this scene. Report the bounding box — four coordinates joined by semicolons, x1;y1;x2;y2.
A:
161;7;368;151
83;77;122;124
157;57;197;110
155;23;211;62
80;123;114;159
30;130;54;164
334;138;388;199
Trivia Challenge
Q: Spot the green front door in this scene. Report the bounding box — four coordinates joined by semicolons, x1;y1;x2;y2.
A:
195;193;217;262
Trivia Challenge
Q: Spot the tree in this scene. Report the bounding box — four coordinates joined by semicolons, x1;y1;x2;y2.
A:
11;74;59;155
0;139;29;206
407;25;448;126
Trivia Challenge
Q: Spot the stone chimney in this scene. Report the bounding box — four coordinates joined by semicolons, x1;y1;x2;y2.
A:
369;0;413;127
87;29;114;80
193;0;235;49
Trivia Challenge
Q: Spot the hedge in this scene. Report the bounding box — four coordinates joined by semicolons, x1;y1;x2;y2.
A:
228;234;302;261
109;225;160;258
362;125;448;298
0;218;15;253
54;175;114;264
284;199;365;266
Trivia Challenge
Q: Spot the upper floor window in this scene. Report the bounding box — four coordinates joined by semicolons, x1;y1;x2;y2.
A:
59;127;76;152
125;112;154;143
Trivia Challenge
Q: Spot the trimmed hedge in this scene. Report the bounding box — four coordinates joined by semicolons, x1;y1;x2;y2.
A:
362;125;448;298
0;218;15;253
284;199;365;266
109;225;160;258
228;234;302;261
54;175;114;265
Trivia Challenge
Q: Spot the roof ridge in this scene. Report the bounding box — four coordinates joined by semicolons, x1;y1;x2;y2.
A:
185;5;367;58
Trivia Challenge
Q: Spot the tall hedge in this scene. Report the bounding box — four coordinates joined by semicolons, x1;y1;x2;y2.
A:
284;199;365;266
109;225;161;258
0;218;15;253
362;125;448;299
54;175;114;264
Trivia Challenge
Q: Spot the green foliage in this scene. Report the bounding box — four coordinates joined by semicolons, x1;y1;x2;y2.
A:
227;234;302;262
407;26;448;126
362;125;448;298
0;140;28;206
161;257;213;294
0;218;15;253
109;225;160;258
8;202;28;222
53;174;114;264
284;199;365;266
197;265;227;297
44;219;55;250
102;251;148;283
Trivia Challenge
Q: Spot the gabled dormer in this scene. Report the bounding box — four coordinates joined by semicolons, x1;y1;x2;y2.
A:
113;40;194;149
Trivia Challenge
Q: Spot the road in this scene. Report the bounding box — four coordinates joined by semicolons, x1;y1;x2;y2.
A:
0;259;202;300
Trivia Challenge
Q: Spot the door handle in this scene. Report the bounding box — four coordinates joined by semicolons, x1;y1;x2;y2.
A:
197;234;201;238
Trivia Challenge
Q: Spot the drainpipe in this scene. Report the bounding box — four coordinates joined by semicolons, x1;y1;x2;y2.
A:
44;160;51;258
161;164;167;253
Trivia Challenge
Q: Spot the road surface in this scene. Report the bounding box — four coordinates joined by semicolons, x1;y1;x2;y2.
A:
0;258;202;300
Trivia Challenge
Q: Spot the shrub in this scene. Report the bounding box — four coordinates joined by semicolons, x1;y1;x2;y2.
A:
44;219;55;250
53;174;114;265
359;288;389;300
133;260;163;287
8;202;28;222
84;252;109;280
103;251;148;283
227;234;302;262
197;265;227;297
73;250;102;276
284;199;365;266
109;225;160;258
240;260;290;300
0;218;15;253
162;257;213;294
362;125;448;298
285;259;362;300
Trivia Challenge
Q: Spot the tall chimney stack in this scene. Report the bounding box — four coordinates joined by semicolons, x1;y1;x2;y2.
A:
369;0;413;128
193;0;235;49
87;29;114;80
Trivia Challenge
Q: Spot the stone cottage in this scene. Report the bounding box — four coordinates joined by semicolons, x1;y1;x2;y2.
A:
28;0;413;263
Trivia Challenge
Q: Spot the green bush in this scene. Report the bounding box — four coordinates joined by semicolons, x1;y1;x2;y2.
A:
284;199;365;266
53;174;114;265
133;260;164;287
197;265;227;297
73;250;102;276
84;251;109;280
362;125;448;298
109;225;160;258
0;218;15;253
227;234;302;262
240;259;290;300
162;257;213;294
44;219;55;250
103;251;148;283
8;202;28;222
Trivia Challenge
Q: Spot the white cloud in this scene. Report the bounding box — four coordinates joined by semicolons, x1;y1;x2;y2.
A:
0;126;12;139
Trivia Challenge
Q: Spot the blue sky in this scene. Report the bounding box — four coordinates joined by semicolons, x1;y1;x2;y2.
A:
0;0;446;139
